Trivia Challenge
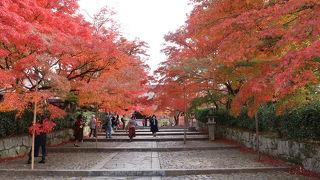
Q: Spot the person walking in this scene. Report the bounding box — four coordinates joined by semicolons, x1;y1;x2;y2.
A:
105;113;112;138
89;115;97;138
115;114;120;130
73;115;84;147
111;115;116;129
121;115;126;130
150;115;159;137
126;115;136;142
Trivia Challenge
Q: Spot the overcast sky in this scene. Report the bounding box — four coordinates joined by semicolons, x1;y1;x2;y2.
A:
78;0;192;73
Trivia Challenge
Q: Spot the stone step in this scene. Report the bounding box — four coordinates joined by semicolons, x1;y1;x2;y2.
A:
114;129;190;132
47;146;240;153
97;132;204;136
0;167;292;177
83;136;209;142
134;126;186;130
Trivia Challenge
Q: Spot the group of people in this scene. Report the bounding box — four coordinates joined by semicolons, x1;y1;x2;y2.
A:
73;113;121;146
26;113;160;164
126;115;159;141
73;113;160;145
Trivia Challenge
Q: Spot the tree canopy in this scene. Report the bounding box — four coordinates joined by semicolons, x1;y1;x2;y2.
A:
154;0;320;117
0;0;151;119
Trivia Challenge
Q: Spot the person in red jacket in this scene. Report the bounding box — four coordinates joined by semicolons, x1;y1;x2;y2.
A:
73;114;84;147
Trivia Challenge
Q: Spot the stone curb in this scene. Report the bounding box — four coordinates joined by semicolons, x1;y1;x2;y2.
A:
0;167;292;177
114;130;187;132
83;137;209;142
97;132;204;136
135;127;186;130
47;146;240;153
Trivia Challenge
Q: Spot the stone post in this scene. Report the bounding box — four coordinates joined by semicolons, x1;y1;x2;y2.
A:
207;109;216;141
207;121;216;141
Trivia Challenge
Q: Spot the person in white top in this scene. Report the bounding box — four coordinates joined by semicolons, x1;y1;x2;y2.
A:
89;115;97;138
126;115;136;142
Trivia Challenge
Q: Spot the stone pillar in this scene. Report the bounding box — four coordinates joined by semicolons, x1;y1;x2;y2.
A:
207;109;216;141
207;122;216;141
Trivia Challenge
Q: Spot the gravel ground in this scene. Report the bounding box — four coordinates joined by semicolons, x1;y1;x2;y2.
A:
0;175;158;180
159;150;266;169
162;172;318;180
0;173;317;180
0;152;112;170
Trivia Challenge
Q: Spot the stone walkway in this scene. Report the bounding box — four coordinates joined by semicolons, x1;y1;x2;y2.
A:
0;127;317;179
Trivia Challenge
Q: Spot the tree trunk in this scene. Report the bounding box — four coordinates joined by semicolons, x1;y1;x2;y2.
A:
173;111;183;126
174;114;180;126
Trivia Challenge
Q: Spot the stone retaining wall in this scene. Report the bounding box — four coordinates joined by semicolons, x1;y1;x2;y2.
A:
195;121;208;132
0;129;73;159
216;126;320;174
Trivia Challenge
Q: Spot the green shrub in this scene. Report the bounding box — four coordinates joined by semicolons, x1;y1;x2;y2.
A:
213;102;320;141
194;108;214;123
0;109;72;138
0;110;33;138
280;103;320;141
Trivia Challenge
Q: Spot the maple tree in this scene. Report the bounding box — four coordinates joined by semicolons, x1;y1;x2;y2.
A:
0;0;151;130
155;0;320;117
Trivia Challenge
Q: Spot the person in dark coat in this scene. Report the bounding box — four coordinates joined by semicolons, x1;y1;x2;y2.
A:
115;114;120;130
121;115;126;130
73;115;84;147
150;115;159;137
111;115;116;128
27;117;47;164
105;113;112;138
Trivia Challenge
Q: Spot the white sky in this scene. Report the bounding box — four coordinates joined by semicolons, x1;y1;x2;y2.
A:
78;0;193;73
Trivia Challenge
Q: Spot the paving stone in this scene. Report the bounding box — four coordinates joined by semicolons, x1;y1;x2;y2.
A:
0;129;316;179
0;173;317;180
0;175;160;180
101;152;153;170
0;153;113;170
159;150;268;169
162;172;318;180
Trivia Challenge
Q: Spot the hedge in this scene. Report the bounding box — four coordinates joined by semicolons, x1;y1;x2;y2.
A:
194;108;214;123
0;109;73;138
196;102;320;141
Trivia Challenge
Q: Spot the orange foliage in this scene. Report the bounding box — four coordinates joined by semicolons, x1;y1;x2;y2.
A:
156;0;320;116
0;1;151;126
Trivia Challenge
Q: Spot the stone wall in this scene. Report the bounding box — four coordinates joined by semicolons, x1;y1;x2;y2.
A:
195;121;208;132
216;126;320;174
0;129;73;159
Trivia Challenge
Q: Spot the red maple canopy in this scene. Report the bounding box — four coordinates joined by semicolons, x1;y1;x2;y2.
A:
0;0;152;128
155;0;319;116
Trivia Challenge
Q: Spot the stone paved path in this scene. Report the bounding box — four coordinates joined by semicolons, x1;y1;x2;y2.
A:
0;128;316;179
